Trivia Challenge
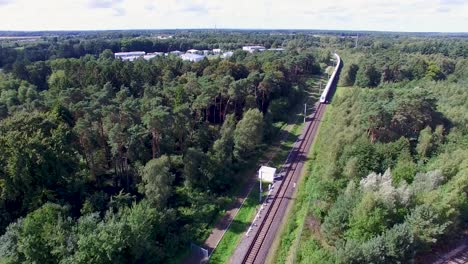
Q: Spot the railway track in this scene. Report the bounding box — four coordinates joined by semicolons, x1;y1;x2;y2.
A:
242;103;326;264
229;53;341;264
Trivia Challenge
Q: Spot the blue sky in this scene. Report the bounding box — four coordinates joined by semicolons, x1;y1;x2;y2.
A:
0;0;467;32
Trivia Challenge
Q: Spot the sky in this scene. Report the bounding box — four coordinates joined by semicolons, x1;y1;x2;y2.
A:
0;0;467;32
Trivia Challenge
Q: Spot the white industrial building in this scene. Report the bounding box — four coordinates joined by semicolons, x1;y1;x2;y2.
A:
148;52;164;56
268;48;285;51
170;50;183;56
114;51;166;61
114;51;145;60
180;53;205;62
187;49;200;54
114;48;237;63
143;53;164;60
221;51;234;58
242;45;266;53
125;56;140;61
156;35;173;39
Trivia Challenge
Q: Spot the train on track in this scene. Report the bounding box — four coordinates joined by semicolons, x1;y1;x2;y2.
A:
320;53;341;104
238;53;342;264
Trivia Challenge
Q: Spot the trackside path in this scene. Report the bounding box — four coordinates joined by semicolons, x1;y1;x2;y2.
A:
204;179;255;253
182;75;325;264
228;102;326;264
202;118;303;261
433;240;468;264
228;53;341;264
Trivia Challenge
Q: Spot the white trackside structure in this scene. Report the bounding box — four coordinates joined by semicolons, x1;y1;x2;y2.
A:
258;166;276;183
320;53;341;103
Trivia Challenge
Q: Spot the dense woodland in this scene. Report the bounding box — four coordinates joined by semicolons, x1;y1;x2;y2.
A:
0;30;467;263
277;33;468;263
0;31;325;263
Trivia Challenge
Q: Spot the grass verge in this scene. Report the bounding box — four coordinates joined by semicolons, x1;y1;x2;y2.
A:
271;87;348;263
206;78;324;264
209;182;269;264
208;117;305;263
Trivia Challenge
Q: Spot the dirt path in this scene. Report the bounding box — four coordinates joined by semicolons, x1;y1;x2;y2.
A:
203;122;296;252
228;102;325;264
182;76;324;264
434;243;468;264
428;237;468;264
203;176;256;253
181;122;297;264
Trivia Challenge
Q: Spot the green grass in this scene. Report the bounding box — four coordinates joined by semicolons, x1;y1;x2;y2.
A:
269;122;304;169
268;75;326;169
201;76;326;264
203;120;301;264
188;77;323;263
207;118;304;264
272;87;349;263
209;182;269;264
206;117;304;264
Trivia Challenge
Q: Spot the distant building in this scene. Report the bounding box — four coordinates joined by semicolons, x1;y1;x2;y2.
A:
242;45;266;53
268;48;285;51
180;53;205;62
143;54;160;60
115;51;165;61
156;35;173;39
187;49;200;54
147;52;164;56
123;56;145;61
170;50;183;56
114;51;145;60
213;48;222;54
221;51;234;58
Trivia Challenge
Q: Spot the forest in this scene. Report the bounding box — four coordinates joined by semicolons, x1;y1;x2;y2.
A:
0;30;325;263
0;30;467;263
275;32;468;263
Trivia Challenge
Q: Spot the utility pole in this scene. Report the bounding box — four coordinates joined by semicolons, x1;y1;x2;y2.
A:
304;103;307;123
355;33;359;48
259;170;263;203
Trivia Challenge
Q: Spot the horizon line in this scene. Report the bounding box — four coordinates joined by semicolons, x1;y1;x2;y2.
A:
0;28;467;35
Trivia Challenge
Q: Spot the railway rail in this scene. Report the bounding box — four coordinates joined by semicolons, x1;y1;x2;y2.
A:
229;53;341;264
242;103;326;264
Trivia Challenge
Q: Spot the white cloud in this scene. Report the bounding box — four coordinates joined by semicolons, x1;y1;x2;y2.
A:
0;0;466;32
88;0;124;9
87;0;126;16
